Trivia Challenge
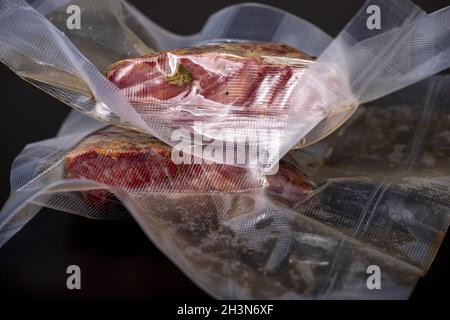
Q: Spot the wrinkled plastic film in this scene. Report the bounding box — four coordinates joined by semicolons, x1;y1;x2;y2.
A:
0;0;324;169
0;111;107;247
0;0;156;133
33;0;333;55
281;0;450;155
0;0;449;299
2;0;448;169
292;75;450;274
2;76;450;298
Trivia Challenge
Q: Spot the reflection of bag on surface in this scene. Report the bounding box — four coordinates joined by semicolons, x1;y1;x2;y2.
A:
1;75;449;299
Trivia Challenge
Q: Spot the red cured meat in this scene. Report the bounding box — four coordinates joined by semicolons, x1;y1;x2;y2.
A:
105;42;315;119
65;126;313;203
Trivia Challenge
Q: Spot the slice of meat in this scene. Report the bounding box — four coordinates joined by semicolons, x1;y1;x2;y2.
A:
105;42;315;120
65;126;314;199
65;126;266;192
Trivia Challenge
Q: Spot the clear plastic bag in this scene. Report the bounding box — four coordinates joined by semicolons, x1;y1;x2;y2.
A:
1;0;449;169
1;75;449;299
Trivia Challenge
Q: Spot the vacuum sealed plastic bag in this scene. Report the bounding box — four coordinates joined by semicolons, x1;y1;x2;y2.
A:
1;0;449;169
1;75;449;299
104;42;316;148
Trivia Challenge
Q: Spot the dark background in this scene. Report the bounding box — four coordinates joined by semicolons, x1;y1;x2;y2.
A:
0;0;449;300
